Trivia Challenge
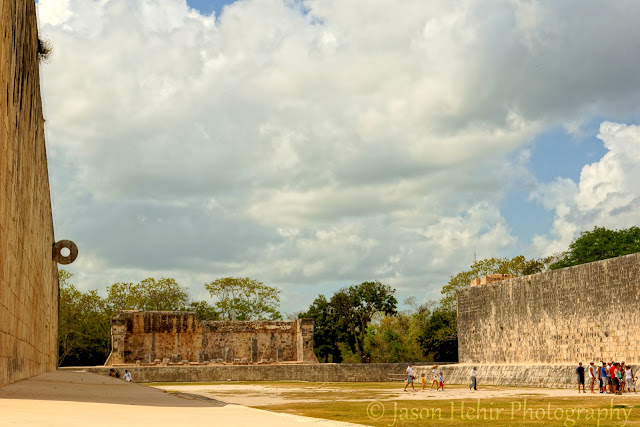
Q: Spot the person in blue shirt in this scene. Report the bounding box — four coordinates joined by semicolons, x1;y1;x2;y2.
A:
576;362;585;393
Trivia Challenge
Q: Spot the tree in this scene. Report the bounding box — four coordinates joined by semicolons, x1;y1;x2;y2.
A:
365;310;431;363
58;270;111;366
549;226;640;270
418;308;458;362
106;277;190;312
205;277;281;320
188;300;220;321
299;295;352;363
330;281;397;363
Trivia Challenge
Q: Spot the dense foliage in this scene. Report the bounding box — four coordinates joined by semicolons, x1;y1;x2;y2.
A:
205;277;281;320
549;226;640;270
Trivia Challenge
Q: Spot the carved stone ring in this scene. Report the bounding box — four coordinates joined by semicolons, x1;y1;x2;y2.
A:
52;240;78;265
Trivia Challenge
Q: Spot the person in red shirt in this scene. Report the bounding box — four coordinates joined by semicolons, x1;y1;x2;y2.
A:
611;363;619;393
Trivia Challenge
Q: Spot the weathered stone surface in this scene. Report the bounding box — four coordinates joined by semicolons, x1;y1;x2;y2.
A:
67;363;624;388
0;0;59;386
64;363;421;383
412;363;638;389
105;311;318;365
458;253;640;364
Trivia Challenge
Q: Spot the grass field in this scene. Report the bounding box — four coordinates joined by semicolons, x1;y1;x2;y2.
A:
146;381;640;426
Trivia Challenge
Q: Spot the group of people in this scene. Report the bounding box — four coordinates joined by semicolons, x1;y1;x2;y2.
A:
576;361;637;395
404;364;477;392
108;368;133;382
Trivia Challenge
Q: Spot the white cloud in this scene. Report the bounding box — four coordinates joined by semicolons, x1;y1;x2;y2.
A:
532;122;640;255
38;0;640;312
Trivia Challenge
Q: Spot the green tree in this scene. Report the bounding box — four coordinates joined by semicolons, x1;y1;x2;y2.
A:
188;300;220;321
365;309;431;363
330;281;397;363
299;295;352;363
549;226;640;270
205;277;281;320
418;307;458;362
58;270;111;366
106;277;190;311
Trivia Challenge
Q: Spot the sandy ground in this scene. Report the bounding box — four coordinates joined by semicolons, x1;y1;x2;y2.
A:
152;383;640;407
0;371;363;426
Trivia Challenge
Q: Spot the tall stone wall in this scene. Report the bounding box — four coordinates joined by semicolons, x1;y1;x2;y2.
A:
457;253;640;364
0;0;59;385
106;311;318;365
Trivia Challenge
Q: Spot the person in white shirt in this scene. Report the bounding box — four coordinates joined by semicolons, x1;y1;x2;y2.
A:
469;367;477;391
588;362;597;393
123;370;132;382
430;365;438;390
404;363;416;392
625;366;636;393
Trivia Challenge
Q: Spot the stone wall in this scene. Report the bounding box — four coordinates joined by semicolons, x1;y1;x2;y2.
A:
458;253;640;364
0;0;59;385
106;311;318;365
67;363;608;388
65;363;422;383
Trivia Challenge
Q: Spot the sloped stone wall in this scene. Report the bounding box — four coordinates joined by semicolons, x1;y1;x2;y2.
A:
458;253;640;364
0;0;59;385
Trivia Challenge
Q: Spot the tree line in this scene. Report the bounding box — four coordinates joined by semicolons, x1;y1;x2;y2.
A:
59;226;640;366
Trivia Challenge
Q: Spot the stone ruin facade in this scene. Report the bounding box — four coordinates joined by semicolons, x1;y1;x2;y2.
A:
106;311;318;365
458;252;640;364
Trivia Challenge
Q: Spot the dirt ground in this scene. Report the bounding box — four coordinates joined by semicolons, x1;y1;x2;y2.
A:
151;381;640;407
0;371;363;426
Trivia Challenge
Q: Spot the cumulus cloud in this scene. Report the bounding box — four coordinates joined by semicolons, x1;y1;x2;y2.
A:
37;0;640;311
532;122;640;255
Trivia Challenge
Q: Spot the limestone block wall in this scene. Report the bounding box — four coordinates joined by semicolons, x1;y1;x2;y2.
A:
70;363;614;388
0;0;59;385
106;311;318;365
203;321;298;362
68;363;421;383
458;253;640;364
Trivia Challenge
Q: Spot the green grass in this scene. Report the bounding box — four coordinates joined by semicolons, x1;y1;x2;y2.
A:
257;397;640;426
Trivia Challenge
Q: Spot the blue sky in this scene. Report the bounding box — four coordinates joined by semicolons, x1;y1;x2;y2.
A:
36;0;640;314
187;0;233;16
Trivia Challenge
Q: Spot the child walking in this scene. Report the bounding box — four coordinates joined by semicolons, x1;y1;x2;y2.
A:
437;372;445;391
421;373;427;391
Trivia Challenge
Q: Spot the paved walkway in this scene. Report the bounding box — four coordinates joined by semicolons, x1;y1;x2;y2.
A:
0;371;363;426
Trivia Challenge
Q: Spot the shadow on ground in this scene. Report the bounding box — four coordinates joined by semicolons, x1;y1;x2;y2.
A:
0;370;227;407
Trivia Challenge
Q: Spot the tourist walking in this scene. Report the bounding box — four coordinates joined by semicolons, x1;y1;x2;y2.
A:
576;362;586;393
599;362;606;393
588;362;597;393
437;371;445;392
430;365;438;390
469;367;477;391
404;363;417;392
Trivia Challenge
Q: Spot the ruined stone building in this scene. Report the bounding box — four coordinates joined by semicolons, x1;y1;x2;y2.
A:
106;311;318;365
1;0;60;385
458;253;640;364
